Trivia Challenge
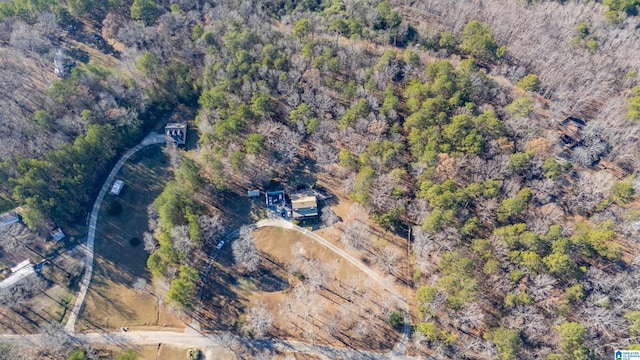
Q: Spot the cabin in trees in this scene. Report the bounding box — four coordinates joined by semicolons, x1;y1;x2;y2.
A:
558;117;585;148
165;123;187;145
291;191;318;220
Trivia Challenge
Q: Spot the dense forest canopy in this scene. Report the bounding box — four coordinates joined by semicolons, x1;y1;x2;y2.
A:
2;0;640;358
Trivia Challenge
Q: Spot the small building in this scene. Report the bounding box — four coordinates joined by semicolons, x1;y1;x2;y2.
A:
165;123;187;145
0;260;36;290
110;179;124;195
265;190;285;207
558;117;585;148
51;228;65;242
291;192;318;219
0;211;19;228
248;189;261;198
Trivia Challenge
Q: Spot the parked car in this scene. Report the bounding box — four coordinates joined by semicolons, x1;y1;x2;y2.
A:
216;240;225;249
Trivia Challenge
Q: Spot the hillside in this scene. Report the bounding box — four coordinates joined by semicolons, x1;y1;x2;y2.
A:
1;0;640;359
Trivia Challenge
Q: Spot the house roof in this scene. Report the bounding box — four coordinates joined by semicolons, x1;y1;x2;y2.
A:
0;211;19;227
51;228;65;241
291;192;318;218
558;117;584;145
165;123;187;145
0;260;35;290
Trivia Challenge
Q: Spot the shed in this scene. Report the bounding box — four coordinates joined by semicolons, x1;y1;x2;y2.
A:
165;123;187;145
110;180;124;195
558;117;585;147
291;192;318;219
0;260;35;290
51;228;65;242
0;211;19;227
248;189;260;198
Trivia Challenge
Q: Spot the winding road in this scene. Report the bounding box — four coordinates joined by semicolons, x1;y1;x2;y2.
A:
64;132;166;333
0;330;421;359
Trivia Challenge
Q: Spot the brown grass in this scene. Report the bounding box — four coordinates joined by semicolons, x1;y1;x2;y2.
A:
78;145;183;331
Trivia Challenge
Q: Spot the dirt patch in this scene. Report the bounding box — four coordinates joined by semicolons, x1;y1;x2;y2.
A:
79;145;183;331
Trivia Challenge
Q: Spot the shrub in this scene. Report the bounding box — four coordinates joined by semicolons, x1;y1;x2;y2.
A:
612;180;635;204
188;348;202;360
68;349;88;360
115;350;138;360
106;200;123;216
129;237;141;247
517;74;540;92
386;310;404;330
506;97;533;118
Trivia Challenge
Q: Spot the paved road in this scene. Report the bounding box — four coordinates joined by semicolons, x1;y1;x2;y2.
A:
0;331;420;359
64;133;166;333
255;218;413;356
50;130;416;357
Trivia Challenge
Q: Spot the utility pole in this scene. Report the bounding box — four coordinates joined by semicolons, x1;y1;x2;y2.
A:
407;226;411;257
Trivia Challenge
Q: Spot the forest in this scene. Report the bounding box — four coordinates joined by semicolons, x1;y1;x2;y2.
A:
2;0;640;359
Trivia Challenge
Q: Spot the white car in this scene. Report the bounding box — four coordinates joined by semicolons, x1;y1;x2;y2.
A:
216;240;225;249
110;180;124;195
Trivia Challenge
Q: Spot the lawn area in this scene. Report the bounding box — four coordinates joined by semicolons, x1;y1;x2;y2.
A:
78;145;183;331
198;225;402;351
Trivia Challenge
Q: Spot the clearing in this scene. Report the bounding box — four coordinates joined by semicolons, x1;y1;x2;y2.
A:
77;145;183;331
198;225;403;352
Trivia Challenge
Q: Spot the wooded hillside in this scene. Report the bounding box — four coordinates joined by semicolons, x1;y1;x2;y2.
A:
2;0;640;359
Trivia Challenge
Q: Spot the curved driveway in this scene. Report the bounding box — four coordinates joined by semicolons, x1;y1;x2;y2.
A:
64;133;166;333
55;131;415;357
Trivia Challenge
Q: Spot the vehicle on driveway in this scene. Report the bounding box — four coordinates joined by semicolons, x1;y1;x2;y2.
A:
216;240;224;249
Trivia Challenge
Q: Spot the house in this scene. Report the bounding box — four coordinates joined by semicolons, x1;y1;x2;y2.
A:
110;179;124;195
0;260;35;290
291;191;318;219
51;228;65;242
558;117;585;147
165;123;187;145
248;189;261;198
265;190;285;207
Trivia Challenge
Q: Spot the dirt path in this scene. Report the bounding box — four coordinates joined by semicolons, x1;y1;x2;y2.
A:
255;218;413;356
64;132;167;333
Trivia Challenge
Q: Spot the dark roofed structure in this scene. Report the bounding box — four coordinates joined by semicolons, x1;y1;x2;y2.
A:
558;117;585;147
165;123;187;145
291;192;318;219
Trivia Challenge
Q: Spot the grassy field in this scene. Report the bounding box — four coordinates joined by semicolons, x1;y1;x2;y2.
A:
197;224;402;351
78;145;183;331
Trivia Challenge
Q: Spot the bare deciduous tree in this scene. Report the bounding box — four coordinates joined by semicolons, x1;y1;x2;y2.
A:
321;207;340;227
242;299;273;338
232;226;260;273
341;221;371;250
172;225;194;257
133;277;148;294
377;246;400;275
198;214;224;246
143;231;158;254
